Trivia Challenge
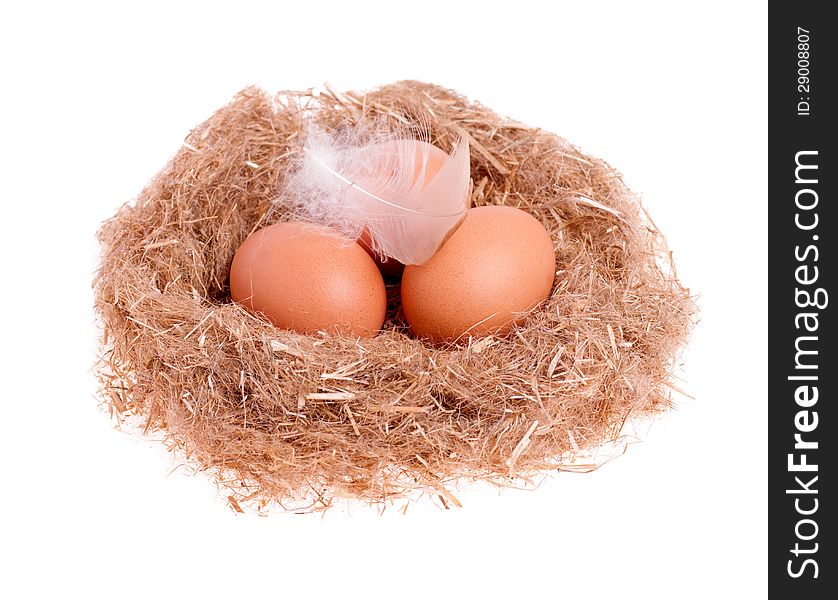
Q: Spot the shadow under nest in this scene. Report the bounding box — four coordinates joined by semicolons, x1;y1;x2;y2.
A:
94;81;695;511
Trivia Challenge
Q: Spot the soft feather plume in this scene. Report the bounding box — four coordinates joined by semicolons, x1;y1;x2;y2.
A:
285;120;472;265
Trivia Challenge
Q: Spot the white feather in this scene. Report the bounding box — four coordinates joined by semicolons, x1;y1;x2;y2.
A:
285;120;471;265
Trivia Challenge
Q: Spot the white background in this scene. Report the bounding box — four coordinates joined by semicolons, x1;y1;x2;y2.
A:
1;1;766;598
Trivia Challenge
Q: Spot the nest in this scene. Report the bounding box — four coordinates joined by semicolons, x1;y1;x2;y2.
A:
95;81;695;510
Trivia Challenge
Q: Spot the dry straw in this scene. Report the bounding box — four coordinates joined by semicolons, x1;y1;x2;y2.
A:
94;81;695;511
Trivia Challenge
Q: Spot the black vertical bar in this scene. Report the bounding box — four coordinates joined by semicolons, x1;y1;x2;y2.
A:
769;3;834;598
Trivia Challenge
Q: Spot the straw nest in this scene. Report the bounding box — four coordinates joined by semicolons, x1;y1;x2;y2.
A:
95;81;694;511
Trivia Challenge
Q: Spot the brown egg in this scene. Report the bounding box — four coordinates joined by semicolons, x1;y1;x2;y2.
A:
401;206;555;343
356;140;449;278
230;222;386;337
358;228;405;278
